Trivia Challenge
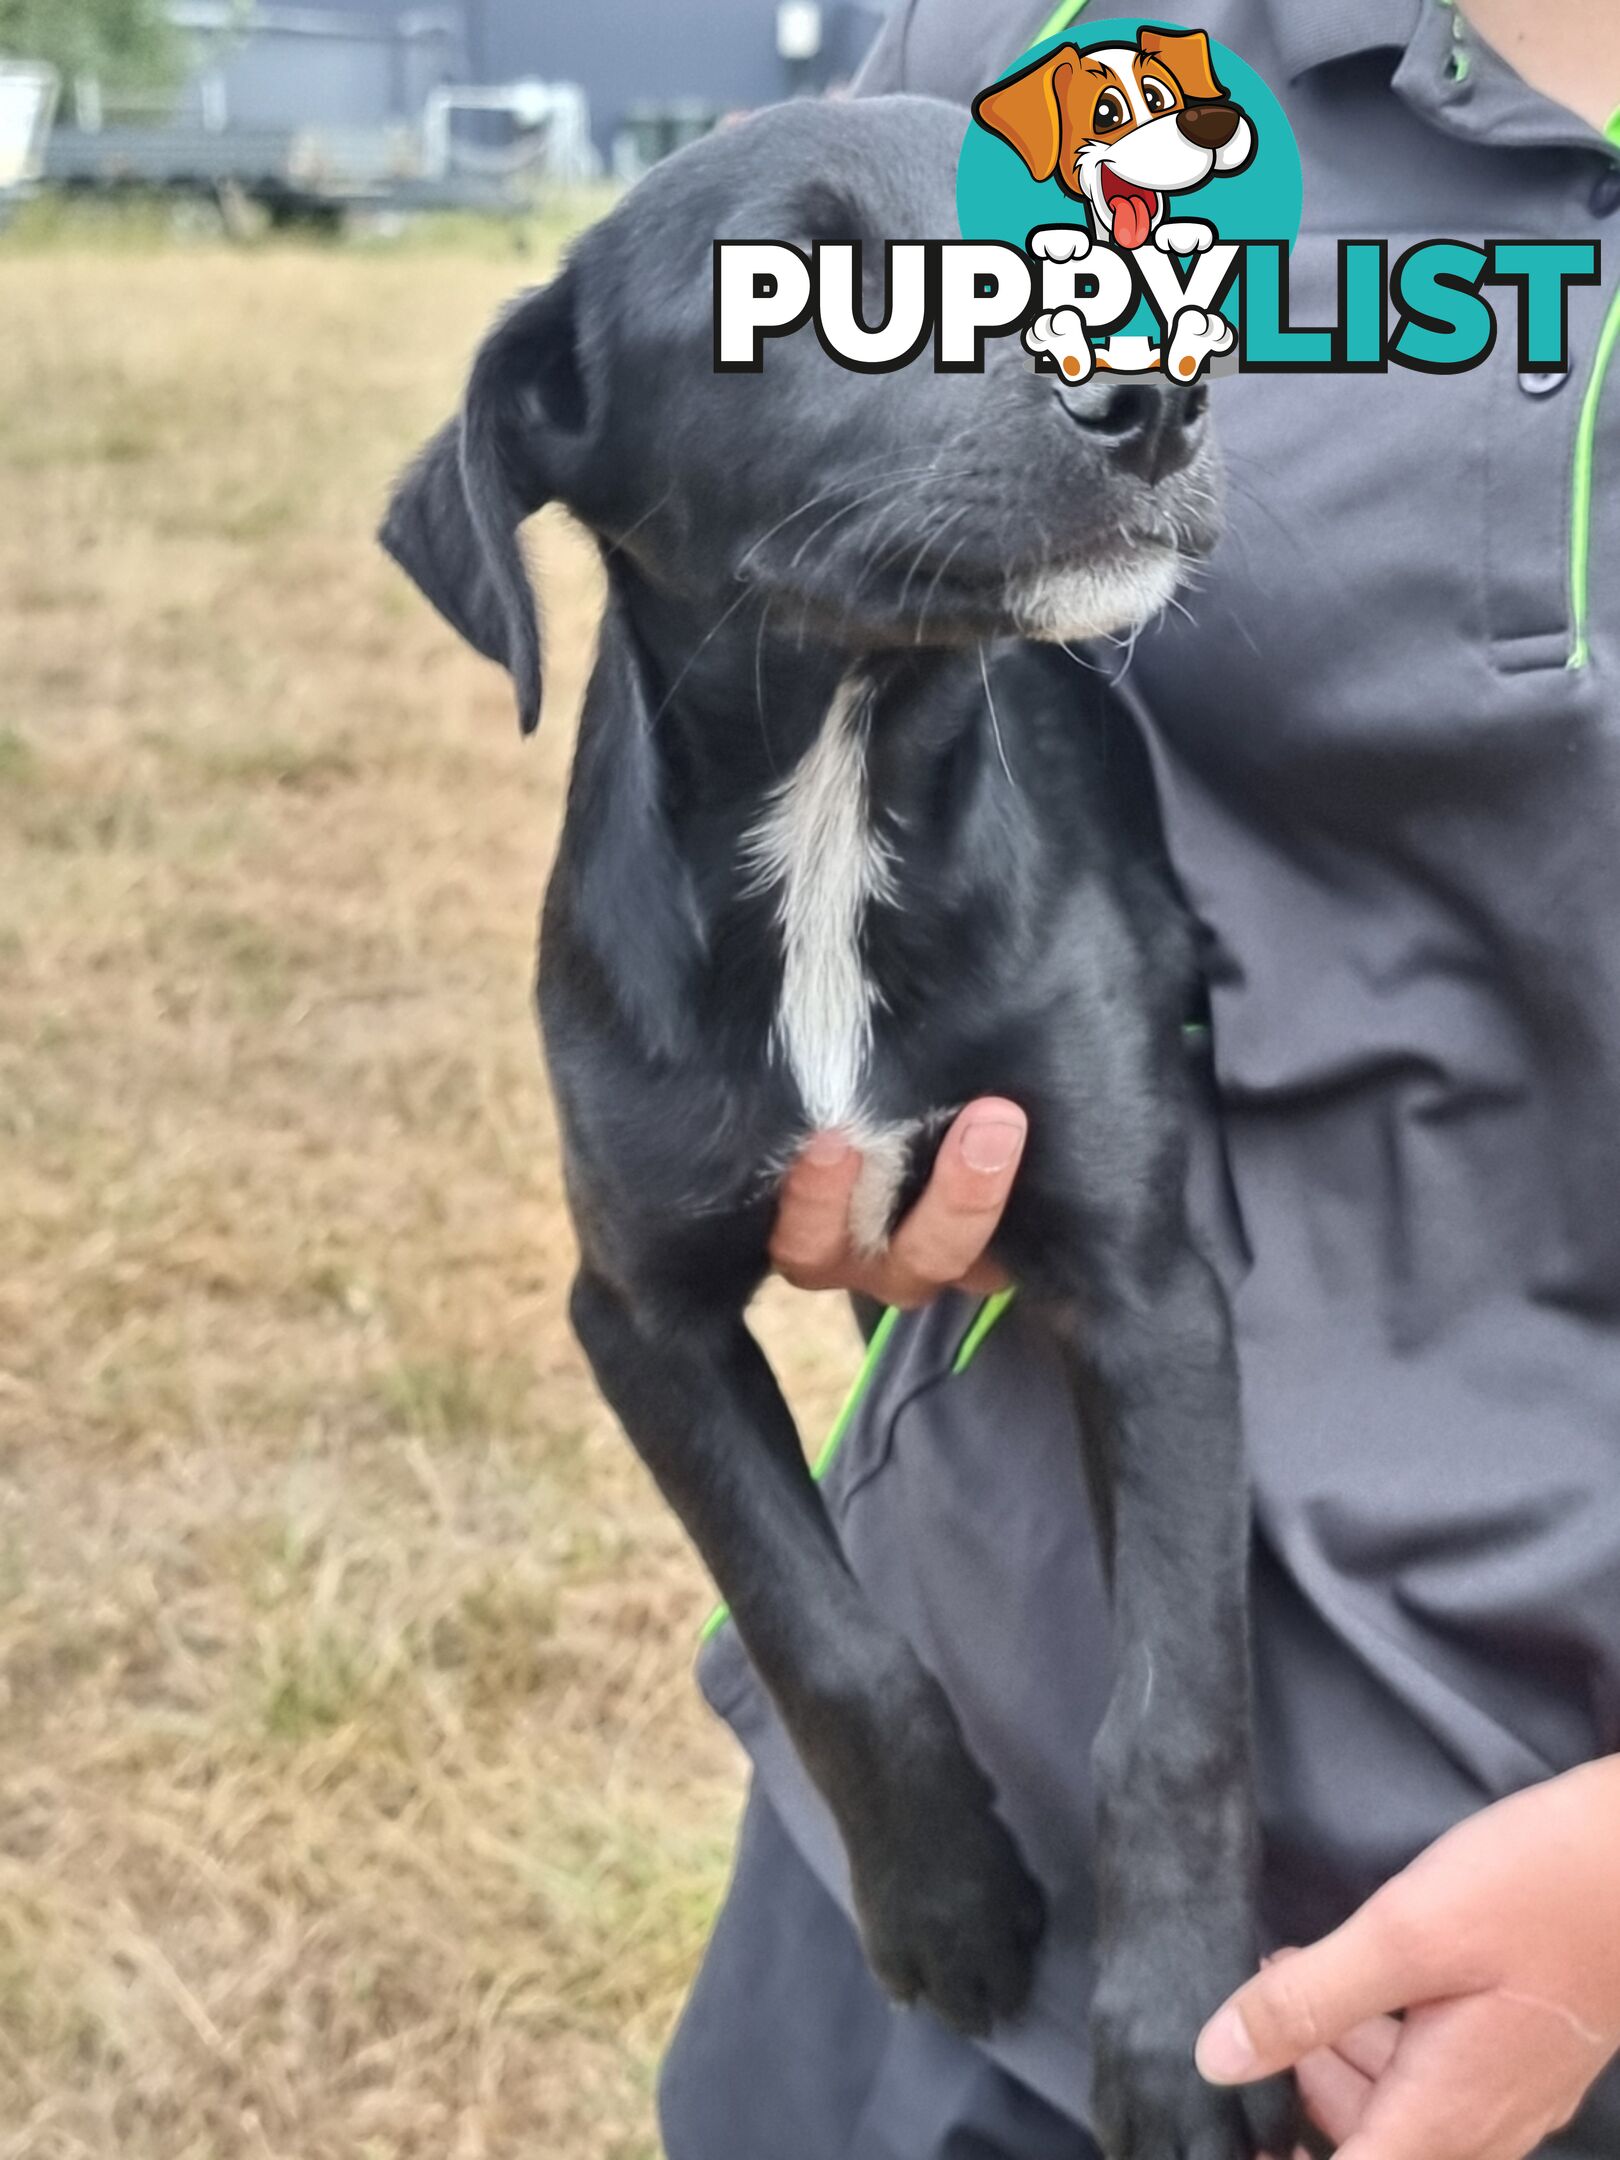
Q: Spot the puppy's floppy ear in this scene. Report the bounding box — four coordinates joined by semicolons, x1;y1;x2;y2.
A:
1137;26;1229;105
379;266;585;736
971;45;1079;185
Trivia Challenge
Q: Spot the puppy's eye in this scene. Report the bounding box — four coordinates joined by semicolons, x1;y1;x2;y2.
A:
1141;77;1173;114
797;181;866;250
1092;89;1128;131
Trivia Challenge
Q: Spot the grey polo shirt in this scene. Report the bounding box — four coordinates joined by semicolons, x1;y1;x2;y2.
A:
697;3;1620;2148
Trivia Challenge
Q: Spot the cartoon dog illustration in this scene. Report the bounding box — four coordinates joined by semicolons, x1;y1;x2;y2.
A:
973;26;1254;383
972;26;1255;250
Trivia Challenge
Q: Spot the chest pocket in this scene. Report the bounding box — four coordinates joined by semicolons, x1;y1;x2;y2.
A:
1237;230;1583;678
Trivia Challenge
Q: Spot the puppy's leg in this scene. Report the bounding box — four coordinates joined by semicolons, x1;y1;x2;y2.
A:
1008;1150;1292;2159
1059;1236;1295;2160
569;1269;1046;2036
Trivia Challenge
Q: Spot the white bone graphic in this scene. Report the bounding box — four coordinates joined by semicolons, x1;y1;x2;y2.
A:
1093;334;1161;374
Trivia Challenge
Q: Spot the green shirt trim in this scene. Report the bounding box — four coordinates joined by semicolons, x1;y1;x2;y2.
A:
1568;279;1620;671
695;1289;1021;1645
1032;0;1090;45
697;1304;904;1644
951;1286;1019;1373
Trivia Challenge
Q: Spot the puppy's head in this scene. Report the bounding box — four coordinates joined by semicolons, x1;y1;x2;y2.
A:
973;30;1253;248
381;95;1220;733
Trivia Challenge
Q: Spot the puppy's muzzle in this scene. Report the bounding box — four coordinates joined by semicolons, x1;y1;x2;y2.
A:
1054;375;1209;488
1176;101;1243;151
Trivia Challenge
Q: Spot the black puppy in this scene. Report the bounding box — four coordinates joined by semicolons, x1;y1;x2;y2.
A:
383;94;1288;2160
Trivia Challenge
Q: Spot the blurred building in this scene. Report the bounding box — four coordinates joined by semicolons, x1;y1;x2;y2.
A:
164;3;468;134
472;0;886;165
156;0;886;168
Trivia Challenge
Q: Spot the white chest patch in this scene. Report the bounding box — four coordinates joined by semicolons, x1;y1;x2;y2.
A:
741;671;895;1130
742;673;921;1253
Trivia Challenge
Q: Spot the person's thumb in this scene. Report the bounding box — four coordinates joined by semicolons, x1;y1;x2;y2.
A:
1196;1906;1419;2086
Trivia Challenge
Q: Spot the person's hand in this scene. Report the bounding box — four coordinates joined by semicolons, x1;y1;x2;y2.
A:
769;1098;1026;1307
1195;1757;1620;2160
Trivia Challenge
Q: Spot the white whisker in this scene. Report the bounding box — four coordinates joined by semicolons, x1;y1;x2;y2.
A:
978;642;1015;787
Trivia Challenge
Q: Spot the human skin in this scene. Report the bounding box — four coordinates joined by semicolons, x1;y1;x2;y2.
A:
1460;0;1620;138
770;5;1620;1309
776;1122;1620;2158
769;1101;1024;1305
1198;1756;1620;2160
771;14;1620;2151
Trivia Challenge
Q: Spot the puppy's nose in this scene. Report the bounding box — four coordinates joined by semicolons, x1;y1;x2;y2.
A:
1177;101;1241;149
1057;376;1208;485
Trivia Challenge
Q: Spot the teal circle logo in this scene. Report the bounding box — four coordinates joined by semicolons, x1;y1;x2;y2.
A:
957;17;1302;358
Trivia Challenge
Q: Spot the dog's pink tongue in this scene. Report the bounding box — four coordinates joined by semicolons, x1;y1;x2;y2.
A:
1111;190;1152;250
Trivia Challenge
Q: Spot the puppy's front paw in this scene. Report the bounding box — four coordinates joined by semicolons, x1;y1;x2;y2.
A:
1025;307;1095;383
858;1815;1045;2037
1165;306;1235;383
1092;1970;1252;2160
1154;218;1217;257
1090;1927;1306;2160
852;1757;1045;2036
1030;222;1093;263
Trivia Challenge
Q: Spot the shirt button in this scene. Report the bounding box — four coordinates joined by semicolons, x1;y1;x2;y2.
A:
1519;369;1570;397
1593;165;1620;216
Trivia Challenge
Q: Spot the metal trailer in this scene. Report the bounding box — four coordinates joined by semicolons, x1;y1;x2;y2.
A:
40;118;527;230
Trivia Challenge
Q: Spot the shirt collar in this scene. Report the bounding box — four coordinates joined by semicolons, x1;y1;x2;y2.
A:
1264;0;1425;81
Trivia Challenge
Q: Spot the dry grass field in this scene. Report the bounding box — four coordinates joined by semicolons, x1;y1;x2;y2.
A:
0;212;861;2159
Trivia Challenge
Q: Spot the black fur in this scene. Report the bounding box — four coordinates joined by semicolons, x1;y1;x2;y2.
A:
382;94;1296;2160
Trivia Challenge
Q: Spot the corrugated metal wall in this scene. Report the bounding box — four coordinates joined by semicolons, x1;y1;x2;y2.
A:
474;0;884;153
176;1;886;153
214;33;397;127
174;3;466;129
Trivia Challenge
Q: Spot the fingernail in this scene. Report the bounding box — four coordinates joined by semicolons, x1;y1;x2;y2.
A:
1195;2004;1257;2083
960;1117;1024;1175
803;1132;851;1167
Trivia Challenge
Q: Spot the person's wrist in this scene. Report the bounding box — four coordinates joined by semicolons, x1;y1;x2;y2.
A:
1531;1757;1620;2040
1552;1752;1620;1818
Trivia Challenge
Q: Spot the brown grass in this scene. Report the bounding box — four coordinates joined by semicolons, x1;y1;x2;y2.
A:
0;227;861;2159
